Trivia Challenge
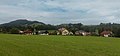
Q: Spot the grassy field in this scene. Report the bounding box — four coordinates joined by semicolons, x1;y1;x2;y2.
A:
0;34;120;56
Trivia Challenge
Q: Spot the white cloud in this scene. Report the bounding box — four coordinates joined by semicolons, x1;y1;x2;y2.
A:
0;0;120;25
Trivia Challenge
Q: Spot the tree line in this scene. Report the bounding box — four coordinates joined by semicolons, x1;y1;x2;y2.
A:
0;20;120;37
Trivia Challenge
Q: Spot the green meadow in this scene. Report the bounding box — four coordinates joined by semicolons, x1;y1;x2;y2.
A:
0;34;120;56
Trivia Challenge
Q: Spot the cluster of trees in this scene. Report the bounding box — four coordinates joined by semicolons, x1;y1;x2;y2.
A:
0;19;120;37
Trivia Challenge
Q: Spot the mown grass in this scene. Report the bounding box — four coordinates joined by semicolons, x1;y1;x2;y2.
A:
0;34;120;56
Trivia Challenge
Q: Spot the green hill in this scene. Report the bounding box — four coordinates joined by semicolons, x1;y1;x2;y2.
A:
0;19;45;27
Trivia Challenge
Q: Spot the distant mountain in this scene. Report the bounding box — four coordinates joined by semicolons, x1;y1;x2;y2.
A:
0;19;45;27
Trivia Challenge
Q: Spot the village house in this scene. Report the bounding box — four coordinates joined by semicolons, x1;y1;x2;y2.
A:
19;30;32;35
38;30;49;35
75;30;91;36
100;31;113;37
24;30;33;35
19;30;24;34
62;29;69;35
58;28;69;35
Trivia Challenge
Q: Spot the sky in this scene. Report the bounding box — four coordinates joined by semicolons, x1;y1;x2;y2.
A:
0;0;120;25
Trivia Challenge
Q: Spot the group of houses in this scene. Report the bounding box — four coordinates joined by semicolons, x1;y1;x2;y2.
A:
57;28;113;37
18;27;113;37
19;29;49;35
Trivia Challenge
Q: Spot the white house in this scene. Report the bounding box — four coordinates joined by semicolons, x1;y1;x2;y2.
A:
58;28;69;35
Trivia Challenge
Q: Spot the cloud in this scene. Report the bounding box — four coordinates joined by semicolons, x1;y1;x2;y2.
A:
0;0;120;25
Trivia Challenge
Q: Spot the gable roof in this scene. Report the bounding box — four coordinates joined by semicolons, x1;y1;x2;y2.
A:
101;31;112;35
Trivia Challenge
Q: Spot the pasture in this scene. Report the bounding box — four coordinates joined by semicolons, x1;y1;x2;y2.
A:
0;34;120;56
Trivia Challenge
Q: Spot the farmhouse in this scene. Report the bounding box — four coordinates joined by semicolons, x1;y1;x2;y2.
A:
24;30;33;35
58;28;69;35
100;31;112;37
62;29;69;35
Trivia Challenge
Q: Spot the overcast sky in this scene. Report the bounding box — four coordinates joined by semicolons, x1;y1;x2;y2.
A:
0;0;120;25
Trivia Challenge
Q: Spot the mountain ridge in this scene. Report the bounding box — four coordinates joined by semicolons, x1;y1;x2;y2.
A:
0;19;45;27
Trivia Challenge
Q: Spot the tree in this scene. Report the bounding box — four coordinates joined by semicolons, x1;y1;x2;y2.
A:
10;28;19;34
